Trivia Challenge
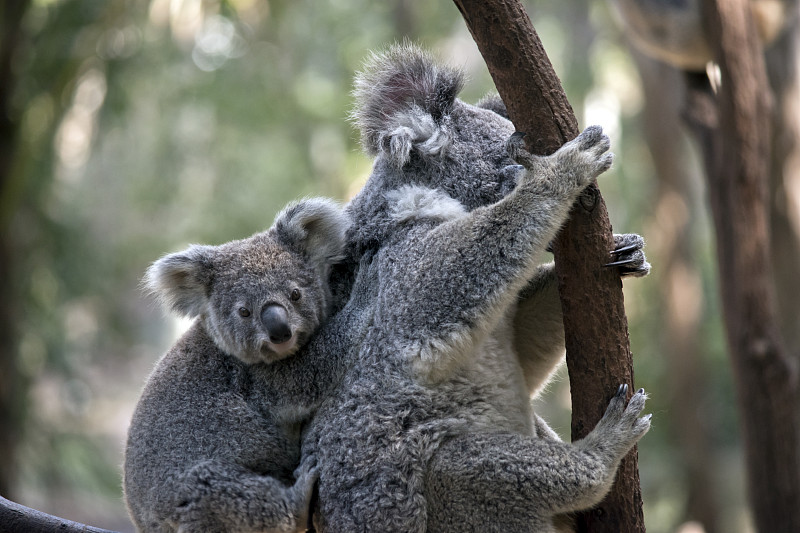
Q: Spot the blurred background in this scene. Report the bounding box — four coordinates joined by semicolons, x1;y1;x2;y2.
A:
1;1;797;532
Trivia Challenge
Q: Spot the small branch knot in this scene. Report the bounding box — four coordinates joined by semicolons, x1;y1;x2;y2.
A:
579;186;599;212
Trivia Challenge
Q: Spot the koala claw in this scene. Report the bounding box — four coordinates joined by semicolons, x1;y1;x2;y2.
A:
605;233;651;278
587;384;651;459
506;131;537;170
609;243;640;256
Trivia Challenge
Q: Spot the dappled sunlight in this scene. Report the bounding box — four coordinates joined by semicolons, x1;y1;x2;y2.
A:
55;69;106;179
2;1;768;532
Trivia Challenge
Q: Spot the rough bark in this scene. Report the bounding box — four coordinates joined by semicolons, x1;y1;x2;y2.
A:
451;1;645;531
0;496;119;533
681;1;800;531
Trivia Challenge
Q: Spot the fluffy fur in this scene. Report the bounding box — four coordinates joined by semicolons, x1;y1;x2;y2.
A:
125;43;653;533
124;198;349;533
303;43;651;532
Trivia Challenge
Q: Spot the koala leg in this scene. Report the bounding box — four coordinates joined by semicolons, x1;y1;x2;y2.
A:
513;263;566;396
532;413;562;441
424;386;650;533
604;233;651;277
513;234;650;396
173;457;317;533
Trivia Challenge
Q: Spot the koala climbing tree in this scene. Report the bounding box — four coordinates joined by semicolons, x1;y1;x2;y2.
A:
452;0;647;531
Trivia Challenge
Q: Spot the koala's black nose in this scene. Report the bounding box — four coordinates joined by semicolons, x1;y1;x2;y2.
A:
261;304;292;344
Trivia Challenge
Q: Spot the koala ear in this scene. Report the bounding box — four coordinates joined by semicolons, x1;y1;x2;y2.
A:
351;41;464;167
274;198;350;274
476;93;509;119
144;245;216;318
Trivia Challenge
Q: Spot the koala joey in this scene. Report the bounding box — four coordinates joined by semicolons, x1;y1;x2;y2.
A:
609;0;794;70
123;197;349;533
306;43;651;533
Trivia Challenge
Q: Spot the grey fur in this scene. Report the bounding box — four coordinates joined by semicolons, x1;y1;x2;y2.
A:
124;198;349;533
301;43;651;533
125;43;652;533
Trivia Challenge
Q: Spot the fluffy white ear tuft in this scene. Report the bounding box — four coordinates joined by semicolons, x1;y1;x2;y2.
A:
144;245;216;318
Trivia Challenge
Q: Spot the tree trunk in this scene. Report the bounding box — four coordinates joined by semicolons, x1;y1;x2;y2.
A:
451;1;645;531
681;1;800;531
764;0;800;357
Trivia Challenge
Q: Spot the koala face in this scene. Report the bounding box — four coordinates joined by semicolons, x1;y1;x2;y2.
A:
146;198;349;366
202;235;329;364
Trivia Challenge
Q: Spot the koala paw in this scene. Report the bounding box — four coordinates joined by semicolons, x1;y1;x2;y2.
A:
589;384;651;459
505;131;537;170
291;455;319;531
506;126;613;197
605;233;651;278
558;125;613;188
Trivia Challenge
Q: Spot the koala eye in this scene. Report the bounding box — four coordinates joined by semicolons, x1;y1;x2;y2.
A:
290;288;302;302
238;307;251;318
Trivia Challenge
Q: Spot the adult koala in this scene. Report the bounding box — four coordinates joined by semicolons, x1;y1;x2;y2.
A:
305;43;651;532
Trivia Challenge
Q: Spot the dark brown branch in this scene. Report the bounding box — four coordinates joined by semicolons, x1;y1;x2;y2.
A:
451;1;645;532
0;496;120;533
681;1;800;531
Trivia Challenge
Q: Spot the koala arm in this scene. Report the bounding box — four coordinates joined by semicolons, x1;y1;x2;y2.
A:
380;127;612;382
173;457;317;533
124;325;311;533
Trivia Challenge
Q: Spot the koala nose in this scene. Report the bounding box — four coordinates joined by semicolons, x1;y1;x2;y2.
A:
261;304;292;344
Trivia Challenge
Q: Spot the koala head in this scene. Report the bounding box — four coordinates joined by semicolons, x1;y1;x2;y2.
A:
145;198;349;365
351;43;518;205
347;42;520;252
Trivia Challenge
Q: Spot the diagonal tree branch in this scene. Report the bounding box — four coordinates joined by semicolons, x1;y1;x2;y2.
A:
0;496;120;533
451;1;645;531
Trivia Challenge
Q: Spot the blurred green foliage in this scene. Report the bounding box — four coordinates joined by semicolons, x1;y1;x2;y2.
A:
3;0;745;531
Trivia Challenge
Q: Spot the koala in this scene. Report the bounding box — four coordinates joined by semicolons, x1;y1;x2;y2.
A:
608;0;793;70
303;44;651;532
123;198;349;533
335;43;649;397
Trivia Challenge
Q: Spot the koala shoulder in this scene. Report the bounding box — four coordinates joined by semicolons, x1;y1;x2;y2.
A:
385;185;466;224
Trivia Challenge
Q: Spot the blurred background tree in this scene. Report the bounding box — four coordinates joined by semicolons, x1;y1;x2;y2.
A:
2;0;795;532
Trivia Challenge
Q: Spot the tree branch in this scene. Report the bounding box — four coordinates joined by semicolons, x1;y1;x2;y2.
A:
0;496;120;533
451;1;645;531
